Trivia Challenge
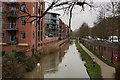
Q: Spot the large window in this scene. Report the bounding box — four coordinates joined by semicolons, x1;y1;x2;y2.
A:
21;31;25;39
21;18;26;26
21;5;26;12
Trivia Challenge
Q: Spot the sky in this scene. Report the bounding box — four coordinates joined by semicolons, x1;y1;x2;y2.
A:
45;0;117;31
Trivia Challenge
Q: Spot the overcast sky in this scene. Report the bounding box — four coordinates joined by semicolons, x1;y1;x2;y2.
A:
45;0;118;31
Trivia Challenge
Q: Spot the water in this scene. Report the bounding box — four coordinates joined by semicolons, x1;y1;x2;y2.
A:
24;41;90;78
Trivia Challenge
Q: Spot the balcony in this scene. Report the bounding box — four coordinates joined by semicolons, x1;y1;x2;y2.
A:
2;37;18;45
51;17;57;20
2;23;18;31
3;7;18;18
5;11;18;18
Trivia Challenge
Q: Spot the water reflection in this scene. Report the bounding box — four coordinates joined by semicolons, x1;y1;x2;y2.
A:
24;41;90;79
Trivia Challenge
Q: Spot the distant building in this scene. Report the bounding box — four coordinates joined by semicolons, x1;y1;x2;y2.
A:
45;12;60;37
59;19;69;40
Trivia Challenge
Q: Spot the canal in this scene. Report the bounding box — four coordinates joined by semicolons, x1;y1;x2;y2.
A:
24;41;90;78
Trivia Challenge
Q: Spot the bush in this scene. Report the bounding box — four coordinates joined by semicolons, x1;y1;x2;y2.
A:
116;63;120;74
2;49;42;78
15;50;26;58
12;49;16;53
2;54;25;78
2;60;25;78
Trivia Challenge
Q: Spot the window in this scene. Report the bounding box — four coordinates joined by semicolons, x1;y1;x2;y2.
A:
33;31;34;39
33;6;35;14
38;13;40;16
21;31;25;39
41;5;42;10
2;31;4;38
41;32;42;41
11;7;16;14
38;44;40;47
41;43;42;46
9;20;16;28
0;6;4;12
38;31;40;42
21;18;26;26
38;2;40;7
33;21;34;27
2;19;5;27
38;25;40;31
33;44;34;47
21;5;26;12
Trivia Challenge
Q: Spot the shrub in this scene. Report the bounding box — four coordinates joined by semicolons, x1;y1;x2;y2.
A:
15;50;26;58
34;53;41;61
116;63;120;74
23;56;36;72
12;49;16;53
2;60;25;78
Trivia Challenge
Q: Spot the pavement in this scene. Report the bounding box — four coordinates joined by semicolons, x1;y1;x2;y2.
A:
79;43;116;79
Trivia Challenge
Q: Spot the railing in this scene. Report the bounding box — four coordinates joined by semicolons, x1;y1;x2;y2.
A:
2;37;18;44
51;17;58;20
3;10;18;18
2;23;18;31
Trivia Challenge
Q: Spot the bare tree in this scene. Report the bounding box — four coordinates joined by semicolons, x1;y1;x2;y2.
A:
3;0;93;33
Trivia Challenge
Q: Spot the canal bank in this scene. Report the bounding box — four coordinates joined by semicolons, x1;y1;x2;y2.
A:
75;39;101;79
24;40;90;78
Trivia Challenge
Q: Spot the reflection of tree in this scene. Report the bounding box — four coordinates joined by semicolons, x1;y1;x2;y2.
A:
40;53;59;75
59;42;70;63
24;42;70;78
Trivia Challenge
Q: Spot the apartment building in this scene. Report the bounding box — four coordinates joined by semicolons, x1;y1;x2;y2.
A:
1;2;45;54
45;12;60;37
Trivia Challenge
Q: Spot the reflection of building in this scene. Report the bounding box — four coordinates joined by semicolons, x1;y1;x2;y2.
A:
45;12;60;37
1;2;45;53
59;19;69;40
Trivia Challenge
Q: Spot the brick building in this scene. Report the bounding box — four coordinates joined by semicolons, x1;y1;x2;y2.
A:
1;2;46;54
59;19;69;40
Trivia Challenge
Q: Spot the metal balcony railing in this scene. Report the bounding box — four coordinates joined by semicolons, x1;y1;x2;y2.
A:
2;37;18;44
2;23;18;31
3;9;18;18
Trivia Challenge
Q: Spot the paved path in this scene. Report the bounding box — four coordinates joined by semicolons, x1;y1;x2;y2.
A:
79;43;116;78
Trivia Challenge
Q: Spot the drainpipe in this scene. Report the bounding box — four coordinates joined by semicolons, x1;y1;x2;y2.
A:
35;2;38;52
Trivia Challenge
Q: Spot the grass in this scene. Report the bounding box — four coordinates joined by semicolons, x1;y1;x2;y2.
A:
75;39;101;79
82;43;115;67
